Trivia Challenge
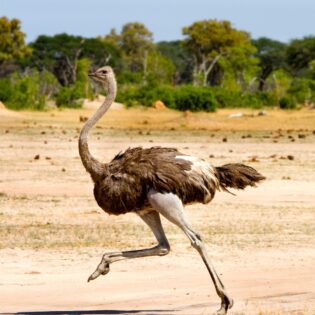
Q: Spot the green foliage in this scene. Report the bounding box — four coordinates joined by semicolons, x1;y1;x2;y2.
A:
140;85;177;108
54;58;93;107
0;16;31;64
212;88;277;108
117;84;217;112
28;34;120;86
279;96;297;109
252;37;287;91
0;69;54;110
117;71;143;84
285;77;315;104
145;51;176;85
104;22;154;72
287;36;315;76
174;86;217;112
1;17;315;112
182;19;256;86
157;40;194;83
0;78;12;102
54;86;83;108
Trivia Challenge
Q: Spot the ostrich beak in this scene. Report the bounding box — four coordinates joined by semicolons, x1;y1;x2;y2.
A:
88;72;96;77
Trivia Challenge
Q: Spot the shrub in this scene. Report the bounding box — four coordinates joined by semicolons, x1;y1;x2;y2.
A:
0;69;60;110
116;84;141;107
212;88;279;108
212;88;241;108
0;78;13;102
141;85;176;108
117;72;142;84
287;78;312;103
54;86;83;108
54;58;94;108
174;86;217;112
118;84;217;112
1;71;46;110
279;96;297;109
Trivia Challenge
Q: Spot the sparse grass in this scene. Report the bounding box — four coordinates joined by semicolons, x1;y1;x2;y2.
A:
0;107;314;313
0;106;314;251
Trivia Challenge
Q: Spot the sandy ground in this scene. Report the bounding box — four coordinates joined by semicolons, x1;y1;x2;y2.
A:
0;106;315;315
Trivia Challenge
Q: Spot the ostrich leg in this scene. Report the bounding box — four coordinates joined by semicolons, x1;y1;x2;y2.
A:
148;189;233;315
88;210;170;282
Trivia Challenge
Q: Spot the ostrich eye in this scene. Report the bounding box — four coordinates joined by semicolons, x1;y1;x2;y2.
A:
102;70;107;74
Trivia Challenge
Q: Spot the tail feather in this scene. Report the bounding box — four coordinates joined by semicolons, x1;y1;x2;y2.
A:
215;163;265;193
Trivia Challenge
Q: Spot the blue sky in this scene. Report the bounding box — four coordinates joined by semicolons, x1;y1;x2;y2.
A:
1;0;314;43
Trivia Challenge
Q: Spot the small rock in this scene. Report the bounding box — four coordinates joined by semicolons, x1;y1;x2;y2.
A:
61;168;66;172
222;137;227;142
34;154;40;160
287;155;294;160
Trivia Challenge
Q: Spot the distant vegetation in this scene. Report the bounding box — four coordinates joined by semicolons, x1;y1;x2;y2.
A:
0;16;315;111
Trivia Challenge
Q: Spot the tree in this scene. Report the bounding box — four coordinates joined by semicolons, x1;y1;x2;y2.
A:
286;36;315;77
157;40;194;84
182;19;255;87
252;37;287;91
0;16;31;76
145;51;176;85
104;22;154;72
28;34;120;86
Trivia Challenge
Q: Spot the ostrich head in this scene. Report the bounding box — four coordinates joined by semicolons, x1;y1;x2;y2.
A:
88;66;116;94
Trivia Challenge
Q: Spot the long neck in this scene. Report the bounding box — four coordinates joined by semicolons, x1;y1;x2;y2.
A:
78;77;117;181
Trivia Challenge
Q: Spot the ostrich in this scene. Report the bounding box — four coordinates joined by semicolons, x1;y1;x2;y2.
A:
79;66;265;315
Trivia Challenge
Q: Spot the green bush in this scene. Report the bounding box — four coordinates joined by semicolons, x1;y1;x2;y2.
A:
117;84;217;112
0;69;59;110
141;85;176;108
0;78;13;102
54;86;83;108
212;88;241;108
174;86;217;112
116;84;142;107
212;88;279;108
1;71;46;110
287;78;312;103
117;71;143;84
54;58;94;108
279;96;297;109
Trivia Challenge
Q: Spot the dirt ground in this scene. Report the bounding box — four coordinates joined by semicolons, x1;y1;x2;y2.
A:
0;106;315;315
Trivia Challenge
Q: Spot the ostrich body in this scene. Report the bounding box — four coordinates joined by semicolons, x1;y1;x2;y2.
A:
79;66;265;315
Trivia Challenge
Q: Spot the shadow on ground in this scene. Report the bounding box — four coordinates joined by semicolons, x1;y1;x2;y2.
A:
1;310;172;315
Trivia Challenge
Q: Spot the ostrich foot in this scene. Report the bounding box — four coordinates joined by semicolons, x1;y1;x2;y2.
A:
87;258;110;282
216;296;233;315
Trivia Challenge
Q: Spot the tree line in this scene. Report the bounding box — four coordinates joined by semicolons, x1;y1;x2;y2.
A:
0;16;314;111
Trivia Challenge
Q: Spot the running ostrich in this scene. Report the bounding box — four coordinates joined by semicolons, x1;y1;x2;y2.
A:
79;66;265;315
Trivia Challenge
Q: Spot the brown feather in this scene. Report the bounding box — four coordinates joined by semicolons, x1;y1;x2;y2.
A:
93;146;219;215
215;163;266;193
